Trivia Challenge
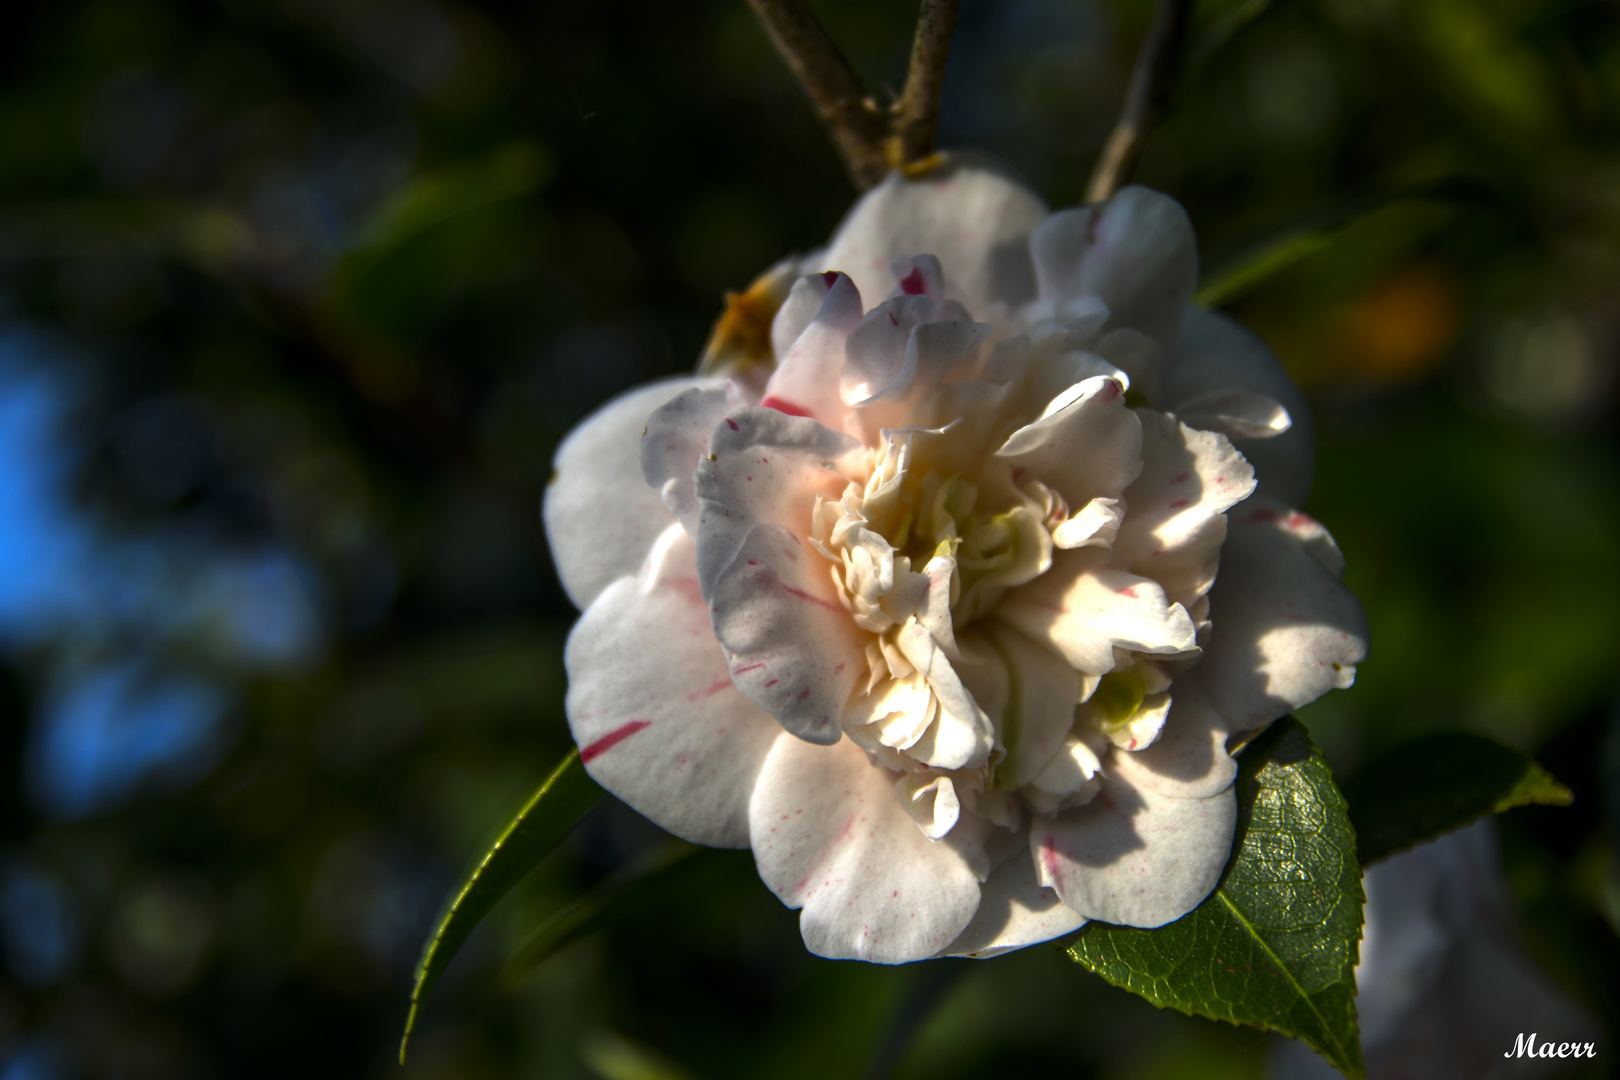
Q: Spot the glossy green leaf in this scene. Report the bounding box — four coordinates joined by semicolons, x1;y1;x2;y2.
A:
400;749;602;1064
1343;732;1573;865
1067;718;1365;1080
503;840;714;985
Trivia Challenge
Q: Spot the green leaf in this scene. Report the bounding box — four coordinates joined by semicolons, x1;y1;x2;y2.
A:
400;749;602;1064
1343;732;1573;865
1066;718;1365;1080
503;840;714;985
1193;179;1489;309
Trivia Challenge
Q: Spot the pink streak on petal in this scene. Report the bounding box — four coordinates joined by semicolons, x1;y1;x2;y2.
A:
760;395;813;418
781;583;841;611
580;720;652;764
687;677;734;701
1168;499;1190;508
734;662;766;675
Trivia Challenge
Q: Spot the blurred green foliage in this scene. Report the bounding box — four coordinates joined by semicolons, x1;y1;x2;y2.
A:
0;0;1616;1078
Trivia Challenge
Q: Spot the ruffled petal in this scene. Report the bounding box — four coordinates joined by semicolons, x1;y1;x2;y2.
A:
709;524;867;745
1116;409;1256;609
761;271;864;426
1033;770;1237;927
1102;680;1236;800
692;406;862;597
749;733;986;964
564;525;781;847
942;846;1087;958
544;376;721;609
1031;186;1198;349
994;375;1144;510
818;154;1049;317
1164;308;1314;507
1196;500;1370;732
999;547;1199;675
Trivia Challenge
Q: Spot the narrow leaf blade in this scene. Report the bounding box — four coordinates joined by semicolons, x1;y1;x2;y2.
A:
1067;718;1365;1080
1343;732;1573;865
503;841;714;985
401;749;602;1063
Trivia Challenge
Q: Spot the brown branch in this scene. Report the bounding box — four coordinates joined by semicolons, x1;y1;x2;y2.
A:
892;0;959;167
1084;0;1194;204
745;0;890;189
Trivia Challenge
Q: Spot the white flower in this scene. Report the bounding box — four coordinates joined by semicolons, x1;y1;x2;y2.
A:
544;158;1367;964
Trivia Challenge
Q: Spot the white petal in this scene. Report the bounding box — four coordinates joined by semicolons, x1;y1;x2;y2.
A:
1032;186;1198;348
544;376;721;609
770;271;833;362
818;154;1050;317
842;294;935;405
896;619;994;771
1115;409;1256;609
761;272;864;427
1033;771;1237;927
749;734;985;964
1103;681;1235;799
692;406;861;597
897;773;961;840
995;376;1144;509
1165;308;1314;506
999;547;1199;675
709;524;867;745
966;622;1082;789
1196;500;1369;731
564;525;780;847
1052;497;1124;550
640;385;732;537
1175;388;1292;439
941;847;1087;958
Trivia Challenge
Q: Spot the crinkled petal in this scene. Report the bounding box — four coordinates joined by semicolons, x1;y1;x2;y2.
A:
942;846;1087;958
750;733;985;964
1116;409;1256;609
999;547;1199;675
761;272;864;427
710;524;867;745
692;406;862;597
818;154;1049;316
1033;770;1237;927
995;376;1144;509
1165;308;1314;506
641;385;733;537
1196;500;1370;732
544;376;722;609
1103;681;1235;800
564;526;779;847
895;619;995;771
1031;186;1197;349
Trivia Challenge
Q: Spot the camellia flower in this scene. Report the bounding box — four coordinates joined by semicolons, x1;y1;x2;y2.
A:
544;157;1367;964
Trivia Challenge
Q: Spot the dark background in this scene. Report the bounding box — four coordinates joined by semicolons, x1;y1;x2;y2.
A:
0;0;1616;1076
